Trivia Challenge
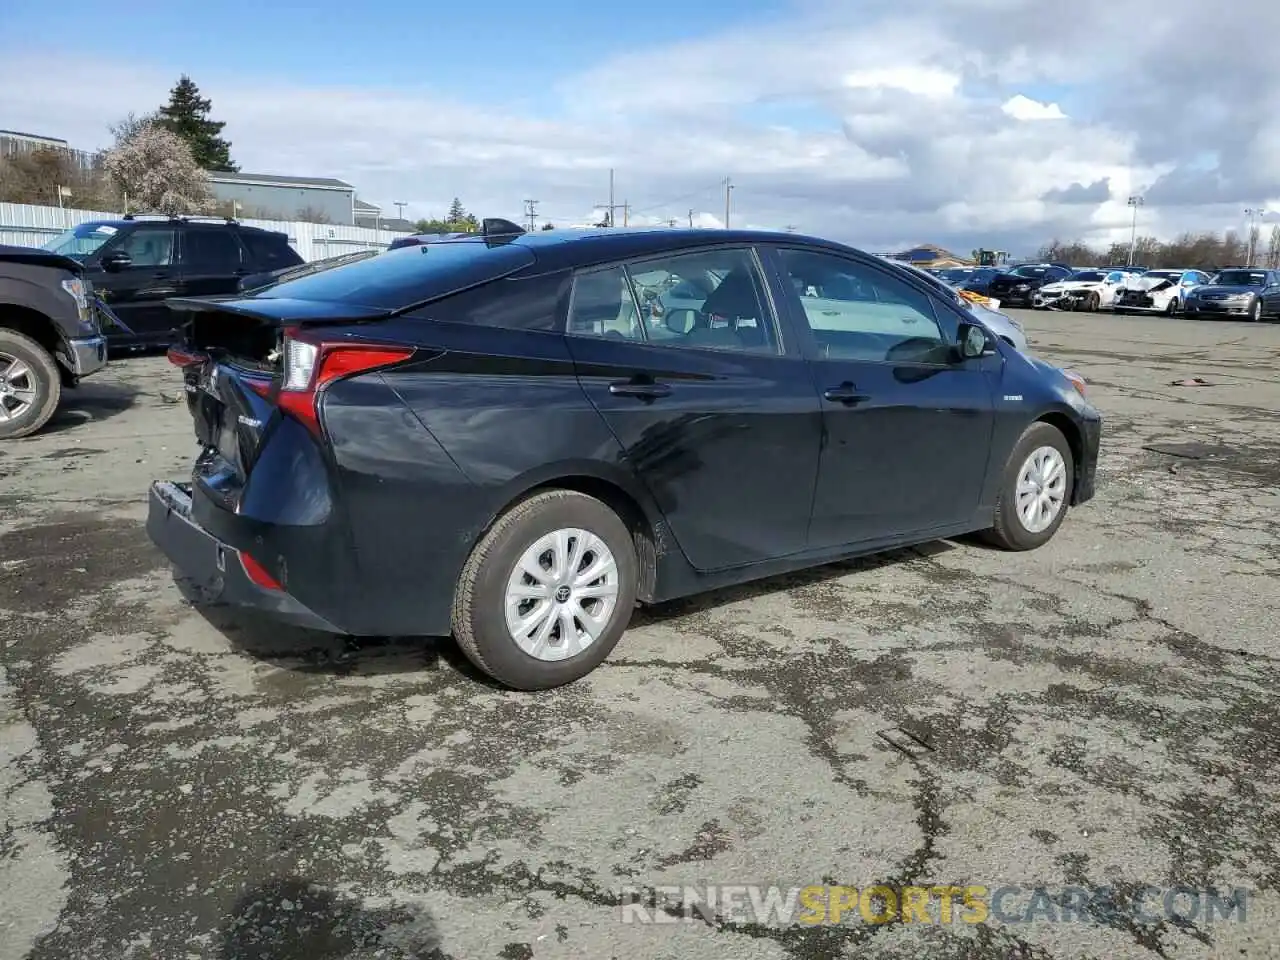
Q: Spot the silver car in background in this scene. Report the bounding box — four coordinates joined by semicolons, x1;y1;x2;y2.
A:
879;257;1030;353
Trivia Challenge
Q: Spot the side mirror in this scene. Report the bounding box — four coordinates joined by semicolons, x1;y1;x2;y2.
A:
958;322;993;359
100;251;132;272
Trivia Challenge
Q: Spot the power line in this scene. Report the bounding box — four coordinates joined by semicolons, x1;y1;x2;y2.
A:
627;180;728;218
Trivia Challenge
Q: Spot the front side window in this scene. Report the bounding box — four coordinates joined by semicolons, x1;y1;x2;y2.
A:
776;249;949;363
567;248;779;355
111;228;175;267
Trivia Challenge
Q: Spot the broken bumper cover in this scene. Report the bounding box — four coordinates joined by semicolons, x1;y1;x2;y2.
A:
1073;416;1102;506
146;480;342;633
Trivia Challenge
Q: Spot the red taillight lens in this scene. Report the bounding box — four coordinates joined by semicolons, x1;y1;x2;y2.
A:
239;552;282;591
167;345;207;368
276;335;414;436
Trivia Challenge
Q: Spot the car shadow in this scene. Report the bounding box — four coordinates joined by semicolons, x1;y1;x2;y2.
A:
180;539;961;685
39;379;140;435
218;875;445;959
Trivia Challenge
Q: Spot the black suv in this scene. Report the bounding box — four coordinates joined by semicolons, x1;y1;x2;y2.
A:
986;262;1073;308
41;215;304;350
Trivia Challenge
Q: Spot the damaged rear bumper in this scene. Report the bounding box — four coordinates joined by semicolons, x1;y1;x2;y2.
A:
146;479;342;633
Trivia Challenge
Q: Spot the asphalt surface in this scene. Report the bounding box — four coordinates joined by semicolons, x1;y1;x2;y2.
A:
1;309;1278;960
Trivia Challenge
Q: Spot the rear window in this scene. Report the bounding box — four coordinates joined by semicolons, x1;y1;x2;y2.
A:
241;231;302;271
256;240;537;309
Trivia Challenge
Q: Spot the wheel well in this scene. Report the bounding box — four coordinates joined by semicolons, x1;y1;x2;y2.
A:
0;304;61;356
517;475;659;602
1036;412;1084;492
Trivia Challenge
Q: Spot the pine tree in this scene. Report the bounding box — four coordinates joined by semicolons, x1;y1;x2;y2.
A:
447;197;467;225
155;75;237;172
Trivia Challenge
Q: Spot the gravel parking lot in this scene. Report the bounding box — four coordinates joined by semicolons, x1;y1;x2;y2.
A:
2;309;1278;960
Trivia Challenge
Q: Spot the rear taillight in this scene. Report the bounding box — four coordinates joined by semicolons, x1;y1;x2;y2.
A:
167;345;207;368
276;331;414;436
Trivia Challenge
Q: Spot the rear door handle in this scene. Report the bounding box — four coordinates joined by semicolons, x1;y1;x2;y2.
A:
609;379;672;399
823;383;871;405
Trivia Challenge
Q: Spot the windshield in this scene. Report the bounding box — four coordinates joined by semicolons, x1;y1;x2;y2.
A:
1068;271;1105;282
1211;270;1266;286
42;222;121;259
1144;271;1180;281
1011;265;1052;278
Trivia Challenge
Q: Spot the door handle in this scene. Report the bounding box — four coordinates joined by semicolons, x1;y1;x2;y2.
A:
823;383;871;405
609;379;672;400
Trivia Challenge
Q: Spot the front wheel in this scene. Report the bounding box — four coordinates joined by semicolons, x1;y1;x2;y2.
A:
1165;297;1179;316
981;422;1075;551
0;329;62;440
452;489;639;690
1084;291;1100;312
1250;298;1262;322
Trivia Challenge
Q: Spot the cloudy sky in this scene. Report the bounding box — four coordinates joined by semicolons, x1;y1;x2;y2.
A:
3;0;1279;254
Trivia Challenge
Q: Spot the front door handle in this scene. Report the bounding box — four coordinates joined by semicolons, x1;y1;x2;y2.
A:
823;382;871;405
609;379;672;400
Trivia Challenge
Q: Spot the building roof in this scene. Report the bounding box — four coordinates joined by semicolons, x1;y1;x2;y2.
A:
205;171;356;191
0;129;69;145
353;199;381;214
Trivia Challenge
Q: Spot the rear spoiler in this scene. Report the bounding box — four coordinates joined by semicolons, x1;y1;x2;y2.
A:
164;296;394;326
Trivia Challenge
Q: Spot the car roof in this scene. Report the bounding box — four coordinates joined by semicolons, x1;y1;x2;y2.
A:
425;226;855;272
78;217;280;236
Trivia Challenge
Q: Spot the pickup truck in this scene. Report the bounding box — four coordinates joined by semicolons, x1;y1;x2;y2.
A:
0;244;109;439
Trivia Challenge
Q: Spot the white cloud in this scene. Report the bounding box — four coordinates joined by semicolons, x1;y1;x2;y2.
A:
4;0;1280;255
1001;95;1067;121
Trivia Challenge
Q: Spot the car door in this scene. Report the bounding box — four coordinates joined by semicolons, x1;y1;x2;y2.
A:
1263;271;1280;316
761;245;998;549
89;224;179;342
564;246;822;571
177;226;249;299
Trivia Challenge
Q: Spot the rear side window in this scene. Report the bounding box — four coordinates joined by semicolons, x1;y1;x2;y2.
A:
259;241;537;309
241;231;302;271
409;271;569;332
182;229;244;272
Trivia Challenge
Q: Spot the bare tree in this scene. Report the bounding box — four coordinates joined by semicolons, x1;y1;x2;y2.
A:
1267;225;1280;269
296;205;332;224
102;124;213;215
108;112;160;149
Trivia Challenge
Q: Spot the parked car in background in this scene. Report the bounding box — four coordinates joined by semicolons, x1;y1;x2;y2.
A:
41;215;303;351
149;223;1100;690
1184;268;1280;321
1032;268;1143;311
1113;268;1213;315
937;266;1004;296
0;244;108;439
878;257;1028;352
986;263;1074;308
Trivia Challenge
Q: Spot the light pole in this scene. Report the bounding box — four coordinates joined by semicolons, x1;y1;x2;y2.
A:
723;177;734;229
1126;195;1145;267
394;201;406;222
1245;207;1267;267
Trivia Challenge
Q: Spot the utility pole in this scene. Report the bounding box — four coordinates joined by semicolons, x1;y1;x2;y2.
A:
1245;207;1267;266
688;209;694;228
666;218;678;228
1126;195;1145;267
784;224;797;233
523;199;539;233
394;201;406;221
595;168;626;227
723;177;734;229
622;200;629;227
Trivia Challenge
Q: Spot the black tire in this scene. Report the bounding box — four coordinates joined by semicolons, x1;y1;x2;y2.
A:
1250;298;1262;322
980;421;1075;551
1165;297;1178;316
452;489;639;690
0;329;61;441
1084;291;1100;312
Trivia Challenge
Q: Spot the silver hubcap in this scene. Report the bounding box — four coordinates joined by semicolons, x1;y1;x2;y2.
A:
1015;446;1067;533
504;528;620;661
0;352;38;422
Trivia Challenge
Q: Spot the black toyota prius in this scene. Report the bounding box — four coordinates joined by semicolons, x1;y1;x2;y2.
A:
149;220;1102;690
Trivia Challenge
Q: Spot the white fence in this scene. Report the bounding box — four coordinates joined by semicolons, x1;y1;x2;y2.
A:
0;202;413;261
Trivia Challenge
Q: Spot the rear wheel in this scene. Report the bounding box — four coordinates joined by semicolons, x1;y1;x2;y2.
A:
0;330;61;440
452;489;639;690
981;421;1075;551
